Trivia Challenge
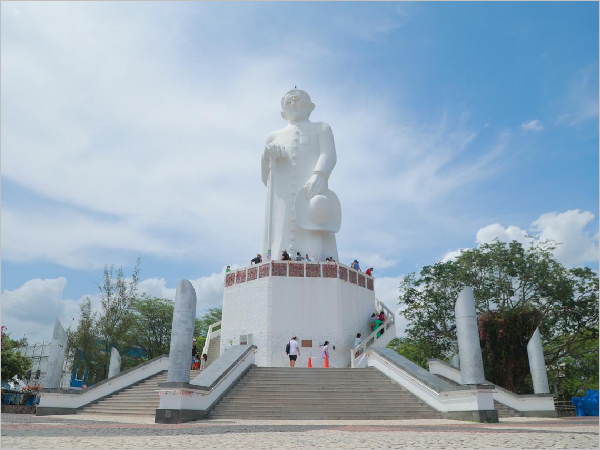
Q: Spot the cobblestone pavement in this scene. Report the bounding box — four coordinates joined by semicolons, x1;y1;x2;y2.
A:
1;414;597;449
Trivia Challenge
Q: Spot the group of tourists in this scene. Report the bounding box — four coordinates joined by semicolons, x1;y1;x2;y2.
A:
370;311;387;337
280;251;312;261
227;256;374;275
191;338;208;371
285;336;330;368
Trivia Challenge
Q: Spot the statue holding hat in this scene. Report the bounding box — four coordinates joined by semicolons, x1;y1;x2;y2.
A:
260;89;341;262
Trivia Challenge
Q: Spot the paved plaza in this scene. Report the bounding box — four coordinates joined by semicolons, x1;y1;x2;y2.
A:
1;413;598;449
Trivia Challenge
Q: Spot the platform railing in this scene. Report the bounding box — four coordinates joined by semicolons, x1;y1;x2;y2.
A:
224;261;374;291
351;298;396;368
201;321;222;360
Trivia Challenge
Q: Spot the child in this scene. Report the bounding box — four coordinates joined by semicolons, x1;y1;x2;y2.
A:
321;341;330;360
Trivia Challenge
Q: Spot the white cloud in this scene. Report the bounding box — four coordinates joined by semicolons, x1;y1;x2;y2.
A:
476;224;530;247
473;210;598;267
441;248;469;263
373;276;408;338
1;270;229;344
521;119;544;132
338;252;398;271
556;65;599;127
1;2;505;272
531;210;599;267
1;278;81;343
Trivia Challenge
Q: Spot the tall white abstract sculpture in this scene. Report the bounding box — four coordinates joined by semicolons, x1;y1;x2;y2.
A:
108;347;121;378
260;89;341;262
450;353;461;369
455;287;485;384
527;327;550;394
44;319;67;389
167;280;197;383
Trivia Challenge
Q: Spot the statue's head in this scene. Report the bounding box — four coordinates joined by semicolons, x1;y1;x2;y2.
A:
281;89;315;122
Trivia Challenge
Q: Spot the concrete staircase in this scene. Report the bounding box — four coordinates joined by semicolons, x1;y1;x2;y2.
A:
433;374;521;418
210;367;441;419
79;370;200;416
206;331;221;368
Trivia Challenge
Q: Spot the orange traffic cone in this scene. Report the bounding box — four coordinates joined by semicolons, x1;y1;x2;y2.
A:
307;357;312;368
323;355;329;368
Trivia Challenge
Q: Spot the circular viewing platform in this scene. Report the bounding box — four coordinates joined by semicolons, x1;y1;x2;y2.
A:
224;261;374;291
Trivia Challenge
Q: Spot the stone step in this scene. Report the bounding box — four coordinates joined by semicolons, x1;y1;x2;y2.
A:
212;404;436;411
211;412;440;419
86;405;158;411
222;392;422;399
219;396;424;408
223;392;424;399
93;400;159;406
106;393;159;399
81;408;154;415
229;387;405;393
216;401;432;408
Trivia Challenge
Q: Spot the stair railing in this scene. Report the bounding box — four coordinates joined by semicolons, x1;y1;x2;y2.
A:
201;321;222;359
351;298;396;368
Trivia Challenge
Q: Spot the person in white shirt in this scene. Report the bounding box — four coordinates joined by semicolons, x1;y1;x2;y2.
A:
354;333;362;348
287;336;300;367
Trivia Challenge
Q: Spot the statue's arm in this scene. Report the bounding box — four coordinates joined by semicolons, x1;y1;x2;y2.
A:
261;133;276;186
314;123;337;180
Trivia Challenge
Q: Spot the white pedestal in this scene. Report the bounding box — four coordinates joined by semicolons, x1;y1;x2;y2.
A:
221;262;376;368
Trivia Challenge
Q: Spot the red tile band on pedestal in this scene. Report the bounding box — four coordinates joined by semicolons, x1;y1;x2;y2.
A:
306;264;320;277
289;263;304;277
236;270;246;283
349;270;357;284
323;263;337;278
259;264;270;278
272;262;287;277
247;267;258;281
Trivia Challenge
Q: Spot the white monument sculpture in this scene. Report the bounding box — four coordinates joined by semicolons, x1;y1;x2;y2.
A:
108;347;121;378
455;287;485;384
527;327;550;394
220;90;380;368
44;319;68;389
260;89;341;262
167;280;197;383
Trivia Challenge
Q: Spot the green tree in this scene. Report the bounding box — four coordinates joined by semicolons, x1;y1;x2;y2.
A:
127;296;174;360
399;239;599;394
66;298;104;385
387;337;441;369
95;258;141;376
1;326;32;382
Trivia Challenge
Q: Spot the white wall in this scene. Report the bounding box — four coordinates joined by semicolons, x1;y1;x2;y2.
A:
368;351;495;412
38;356;169;409
427;359;556;412
221;275;375;367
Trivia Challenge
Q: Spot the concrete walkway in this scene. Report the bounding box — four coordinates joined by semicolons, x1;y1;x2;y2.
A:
1;413;597;449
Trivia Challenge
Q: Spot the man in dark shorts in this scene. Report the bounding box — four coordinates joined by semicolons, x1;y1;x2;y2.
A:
287;336;300;367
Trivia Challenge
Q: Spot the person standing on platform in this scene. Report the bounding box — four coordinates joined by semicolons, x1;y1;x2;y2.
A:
365;267;373;276
191;339;197;370
287;336;300;367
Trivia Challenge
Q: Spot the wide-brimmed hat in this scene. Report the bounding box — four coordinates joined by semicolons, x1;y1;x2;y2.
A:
295;187;341;232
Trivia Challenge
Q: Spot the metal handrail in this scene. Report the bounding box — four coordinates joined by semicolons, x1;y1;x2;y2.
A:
351;298;396;368
201;321;222;359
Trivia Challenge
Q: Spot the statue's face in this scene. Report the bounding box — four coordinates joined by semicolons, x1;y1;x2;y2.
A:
282;91;314;121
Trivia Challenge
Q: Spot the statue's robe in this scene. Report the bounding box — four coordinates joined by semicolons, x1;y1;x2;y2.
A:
260;120;339;262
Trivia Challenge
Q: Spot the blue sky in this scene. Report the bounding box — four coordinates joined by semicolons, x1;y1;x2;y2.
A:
2;2;598;342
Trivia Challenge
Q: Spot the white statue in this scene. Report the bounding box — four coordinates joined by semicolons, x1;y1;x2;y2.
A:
261;90;341;261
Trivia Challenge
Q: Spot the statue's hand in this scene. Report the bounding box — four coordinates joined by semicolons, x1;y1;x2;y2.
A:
304;173;326;199
264;143;286;161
